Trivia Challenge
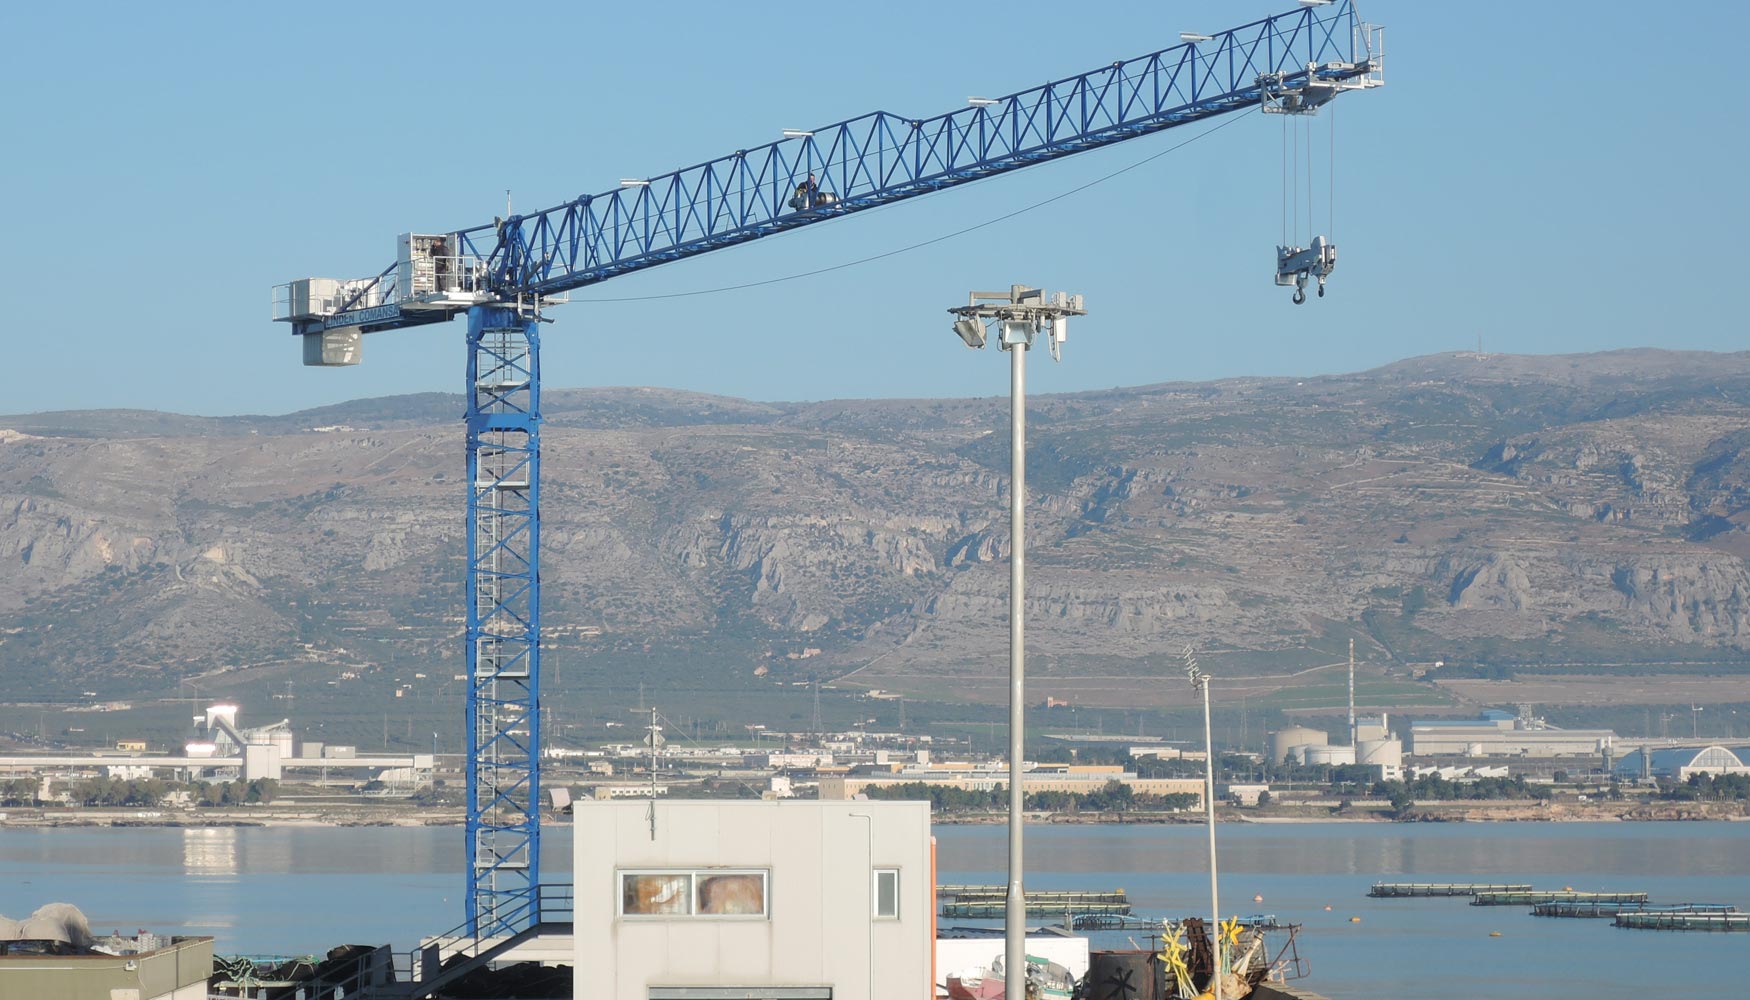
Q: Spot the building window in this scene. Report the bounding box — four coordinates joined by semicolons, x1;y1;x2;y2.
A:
873;868;900;919
619;870;768;918
622;872;692;916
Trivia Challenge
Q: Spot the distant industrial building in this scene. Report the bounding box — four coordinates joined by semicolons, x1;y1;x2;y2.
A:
1271;717;1403;779
0;703;431;789
1128;745;1206;762
817;762;1203;806
1613;745;1750;781
1407;710;1615;758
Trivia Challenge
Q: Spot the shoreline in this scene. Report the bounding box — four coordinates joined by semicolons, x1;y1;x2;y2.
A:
2;801;1743;829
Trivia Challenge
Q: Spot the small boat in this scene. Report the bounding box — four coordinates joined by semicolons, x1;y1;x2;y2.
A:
946;954;1076;1000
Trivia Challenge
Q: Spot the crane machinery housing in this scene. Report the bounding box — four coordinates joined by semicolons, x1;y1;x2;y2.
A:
271;1;1382;938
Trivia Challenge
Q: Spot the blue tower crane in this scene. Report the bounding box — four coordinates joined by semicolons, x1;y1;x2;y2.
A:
271;2;1382;938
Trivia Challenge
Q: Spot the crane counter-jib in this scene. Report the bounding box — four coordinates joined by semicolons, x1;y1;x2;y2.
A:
274;1;1381;356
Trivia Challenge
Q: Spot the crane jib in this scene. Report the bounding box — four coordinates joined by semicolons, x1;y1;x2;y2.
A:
278;0;1380;335
471;4;1379;300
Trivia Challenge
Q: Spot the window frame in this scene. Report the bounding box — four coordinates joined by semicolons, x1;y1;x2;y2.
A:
617;868;771;920
872;867;901;920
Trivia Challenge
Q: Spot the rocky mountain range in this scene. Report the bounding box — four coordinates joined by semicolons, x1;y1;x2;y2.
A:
6;349;1750;702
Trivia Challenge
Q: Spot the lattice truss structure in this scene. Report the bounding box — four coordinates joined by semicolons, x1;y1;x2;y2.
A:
465;307;543;933
272;2;1382;939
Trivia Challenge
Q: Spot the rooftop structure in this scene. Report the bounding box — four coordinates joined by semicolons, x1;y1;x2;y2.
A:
0;904;212;1000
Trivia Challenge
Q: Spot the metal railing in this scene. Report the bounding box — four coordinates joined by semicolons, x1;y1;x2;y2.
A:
390;882;573;987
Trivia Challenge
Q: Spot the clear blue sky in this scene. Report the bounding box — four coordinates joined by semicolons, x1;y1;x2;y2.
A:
2;1;1743;417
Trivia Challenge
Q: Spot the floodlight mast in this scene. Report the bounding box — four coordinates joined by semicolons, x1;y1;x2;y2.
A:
1184;647;1224;1000
268;1;1382;939
947;285;1085;1000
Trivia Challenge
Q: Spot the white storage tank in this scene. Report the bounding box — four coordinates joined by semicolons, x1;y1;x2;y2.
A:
1272;726;1329;764
1304;744;1357;766
1357;738;1403;768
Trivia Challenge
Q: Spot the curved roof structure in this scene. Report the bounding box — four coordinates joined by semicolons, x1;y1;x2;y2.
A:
1613;744;1750;778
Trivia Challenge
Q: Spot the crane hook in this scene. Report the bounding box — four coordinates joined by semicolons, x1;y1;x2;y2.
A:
1317;284;1325;298
1293;287;1306;305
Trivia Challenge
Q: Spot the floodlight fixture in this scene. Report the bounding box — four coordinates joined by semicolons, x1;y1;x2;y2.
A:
619;179;650;188
1180;32;1212;43
1000;320;1036;350
782;129;814;138
953;318;987;349
968;97;1001;107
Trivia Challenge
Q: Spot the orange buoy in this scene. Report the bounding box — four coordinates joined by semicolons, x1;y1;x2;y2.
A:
1489;931;1503;937
1349;916;1361;923
1323;905;1333;912
1253;894;1264;902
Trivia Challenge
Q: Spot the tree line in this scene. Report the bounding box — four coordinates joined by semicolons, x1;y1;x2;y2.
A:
0;776;279;808
862;779;1198;815
1660;772;1750;801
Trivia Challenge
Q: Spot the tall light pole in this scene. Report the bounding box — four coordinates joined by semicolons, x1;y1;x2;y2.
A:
1183;646;1223;1000
948;285;1085;1000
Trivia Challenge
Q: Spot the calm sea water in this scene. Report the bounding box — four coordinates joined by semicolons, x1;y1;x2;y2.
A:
2;821;1744;998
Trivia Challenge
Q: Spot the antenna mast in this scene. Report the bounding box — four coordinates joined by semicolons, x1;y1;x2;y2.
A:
645;706;661;839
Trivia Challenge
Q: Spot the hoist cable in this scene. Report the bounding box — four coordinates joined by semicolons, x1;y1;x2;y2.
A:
1306;113;1314;244
1290;114;1299;245
1281;113;1289;246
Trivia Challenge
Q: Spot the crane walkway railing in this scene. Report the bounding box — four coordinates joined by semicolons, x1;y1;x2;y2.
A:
376;882;573;997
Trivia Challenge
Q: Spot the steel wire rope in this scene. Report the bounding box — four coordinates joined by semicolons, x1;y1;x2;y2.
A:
1329;101;1336;242
1306;112;1314;245
570;108;1260;304
1290;113;1299;246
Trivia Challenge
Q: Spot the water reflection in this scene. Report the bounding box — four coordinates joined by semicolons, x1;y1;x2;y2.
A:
182;827;238;878
935;822;1750;879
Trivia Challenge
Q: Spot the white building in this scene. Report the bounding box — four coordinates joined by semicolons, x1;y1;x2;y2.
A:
574;799;932;1000
1613;745;1750;781
1408;711;1615;757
